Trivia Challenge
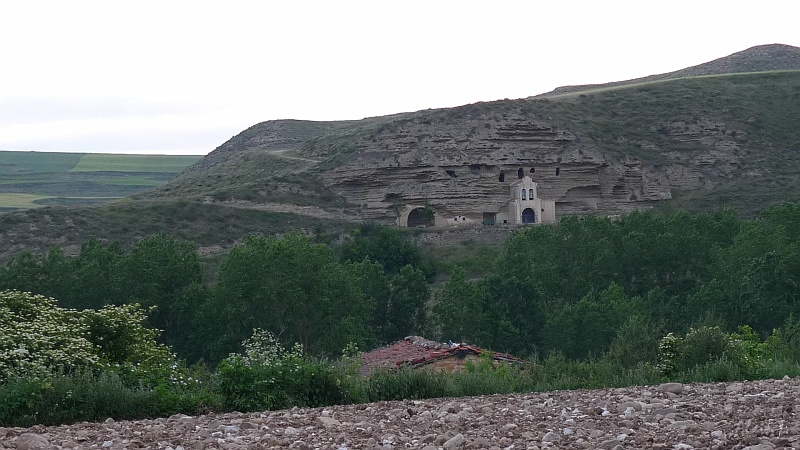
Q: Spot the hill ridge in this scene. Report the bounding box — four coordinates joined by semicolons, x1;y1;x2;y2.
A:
537;43;800;97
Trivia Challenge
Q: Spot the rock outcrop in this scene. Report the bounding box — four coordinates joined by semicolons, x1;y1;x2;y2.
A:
321;114;702;223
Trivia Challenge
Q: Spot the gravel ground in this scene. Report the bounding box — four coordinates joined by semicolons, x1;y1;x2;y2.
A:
2;377;798;450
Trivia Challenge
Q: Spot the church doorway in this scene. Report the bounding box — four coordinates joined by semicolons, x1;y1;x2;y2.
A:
521;208;536;224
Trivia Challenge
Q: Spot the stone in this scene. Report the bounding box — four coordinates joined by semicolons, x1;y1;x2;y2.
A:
657;383;684;394
542;431;558;442
317;416;341;428
443;433;465;449
15;433;51;450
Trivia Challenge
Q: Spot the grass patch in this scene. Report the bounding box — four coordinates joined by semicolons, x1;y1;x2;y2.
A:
0;193;50;208
70;154;202;173
0;152;83;174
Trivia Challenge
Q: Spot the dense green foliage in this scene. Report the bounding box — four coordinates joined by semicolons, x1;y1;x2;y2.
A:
3;204;800;364
4;203;800;426
434;205;800;360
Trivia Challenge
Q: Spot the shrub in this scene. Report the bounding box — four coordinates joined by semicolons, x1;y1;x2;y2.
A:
0;291;99;382
0;368;221;427
215;329;348;411
365;368;448;401
657;325;790;378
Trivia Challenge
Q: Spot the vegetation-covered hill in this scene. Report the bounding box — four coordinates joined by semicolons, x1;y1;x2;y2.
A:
537;43;800;96
1;44;799;257
141;44;800;222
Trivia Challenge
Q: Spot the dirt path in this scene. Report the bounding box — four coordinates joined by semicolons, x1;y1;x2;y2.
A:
210;199;360;222
268;149;322;164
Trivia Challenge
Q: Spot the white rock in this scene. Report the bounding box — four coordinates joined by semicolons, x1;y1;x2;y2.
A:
443;433;465;449
657;383;684;394
542;431;558;442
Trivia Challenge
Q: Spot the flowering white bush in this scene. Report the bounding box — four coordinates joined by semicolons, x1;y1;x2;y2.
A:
0;291;99;381
0;290;183;386
237;328;304;367
217;329;347;411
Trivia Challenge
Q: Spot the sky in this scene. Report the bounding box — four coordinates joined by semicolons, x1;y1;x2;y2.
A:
1;0;798;155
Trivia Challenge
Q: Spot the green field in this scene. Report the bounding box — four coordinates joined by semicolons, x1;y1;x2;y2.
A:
71;154;203;173
0;152;84;174
0;151;202;211
0;193;50;208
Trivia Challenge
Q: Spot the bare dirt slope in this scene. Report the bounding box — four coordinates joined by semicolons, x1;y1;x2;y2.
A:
2;377;797;449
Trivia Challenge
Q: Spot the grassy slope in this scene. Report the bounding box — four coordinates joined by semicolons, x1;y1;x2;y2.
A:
0;200;353;260
537;43;800;97
535;71;800;215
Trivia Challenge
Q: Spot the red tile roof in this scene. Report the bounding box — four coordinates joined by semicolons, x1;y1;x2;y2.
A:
360;336;524;375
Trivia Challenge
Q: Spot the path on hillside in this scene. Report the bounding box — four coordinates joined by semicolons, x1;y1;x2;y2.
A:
210;199;361;222
268;149;322;164
2;377;798;449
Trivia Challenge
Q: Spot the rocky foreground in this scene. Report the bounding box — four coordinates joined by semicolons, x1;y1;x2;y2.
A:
2;378;798;450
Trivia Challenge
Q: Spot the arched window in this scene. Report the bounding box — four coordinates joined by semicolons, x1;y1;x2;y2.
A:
517;168;524;179
530;167;535;173
529;189;534;199
499;171;505;182
556;167;561;176
521;189;527;200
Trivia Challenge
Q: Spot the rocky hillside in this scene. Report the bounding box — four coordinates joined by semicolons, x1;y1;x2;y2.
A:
2;45;797;259
2;378;798;449
144;44;800;223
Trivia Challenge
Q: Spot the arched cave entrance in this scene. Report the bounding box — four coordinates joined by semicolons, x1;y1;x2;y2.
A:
521;208;536;224
407;207;435;228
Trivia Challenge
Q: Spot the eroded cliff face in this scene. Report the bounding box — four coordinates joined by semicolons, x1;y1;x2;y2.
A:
319;114;716;223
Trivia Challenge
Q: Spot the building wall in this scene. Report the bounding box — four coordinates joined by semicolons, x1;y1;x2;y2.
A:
424;354;483;372
398;176;556;228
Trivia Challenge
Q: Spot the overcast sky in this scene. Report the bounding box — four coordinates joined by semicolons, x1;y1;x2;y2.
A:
1;0;798;155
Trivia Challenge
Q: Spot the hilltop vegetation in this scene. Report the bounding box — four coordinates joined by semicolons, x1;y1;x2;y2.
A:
142;46;800;219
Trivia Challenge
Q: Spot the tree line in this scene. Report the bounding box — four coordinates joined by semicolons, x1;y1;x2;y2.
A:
2;203;799;367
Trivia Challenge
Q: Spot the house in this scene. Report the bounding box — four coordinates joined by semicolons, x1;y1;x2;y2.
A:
360;336;525;375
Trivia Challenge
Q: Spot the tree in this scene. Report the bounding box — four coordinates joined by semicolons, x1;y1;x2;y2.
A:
340;226;434;279
431;267;486;344
541;283;643;359
201;233;375;363
122;234;205;349
384;264;429;342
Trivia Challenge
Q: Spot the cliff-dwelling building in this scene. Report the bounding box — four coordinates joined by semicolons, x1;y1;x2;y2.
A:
398;174;556;228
